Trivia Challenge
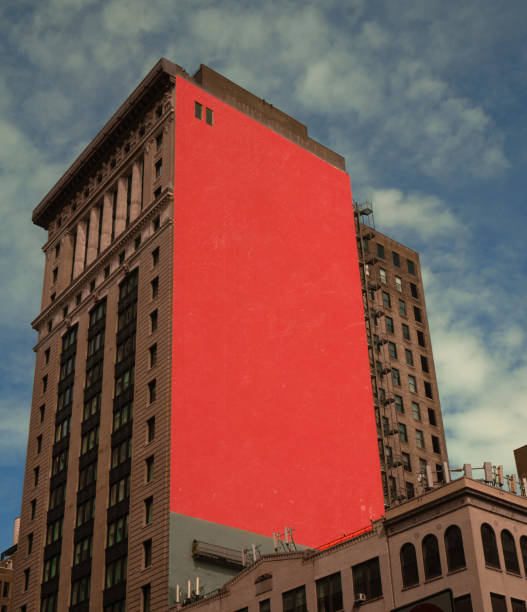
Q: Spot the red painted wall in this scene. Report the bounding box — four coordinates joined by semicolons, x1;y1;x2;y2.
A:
171;76;384;546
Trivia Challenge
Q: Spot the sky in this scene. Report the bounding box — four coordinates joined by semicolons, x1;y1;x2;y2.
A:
1;0;527;548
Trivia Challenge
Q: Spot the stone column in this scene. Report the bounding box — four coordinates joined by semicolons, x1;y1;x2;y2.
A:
114;177;127;238
100;192;113;252
86;206;100;266
72;221;86;278
130;161;143;222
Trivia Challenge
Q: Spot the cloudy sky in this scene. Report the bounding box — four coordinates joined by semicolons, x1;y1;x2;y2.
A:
1;0;527;547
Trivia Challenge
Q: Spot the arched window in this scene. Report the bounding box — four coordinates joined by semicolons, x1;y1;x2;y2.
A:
444;525;466;571
422;534;442;579
481;523;500;568
520;536;527;575
400;543;419;587
501;529;520;574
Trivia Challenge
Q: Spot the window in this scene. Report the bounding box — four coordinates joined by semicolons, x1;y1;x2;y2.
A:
205;107;214;126
379;268;387;284
76;292;82;305
400;543;419;587
105;556;127;589
49;483;65;510
388;341;397;359
316;572;342;612
395;395;404;414
115;365;134;397
73;535;92;565
2;583;9;598
419;458;428;483
148;379;157;403
107;515;128;547
135;235;142;250
512;600;527;612
398;423;408;443
399;299;406;315
71;576;90;605
416;430;425;448
119;250;125;264
34;466;39;486
405;349;413;366
78;461;97;489
385;316;394;333
352;557;382;599
402;452;411;472
392;368;401;386
145;456;154;482
520;535;527;575
453;594;473;612
116;334;135;365
490;594;507;612
143;539;152;568
382;417;390;437
282;585;307;612
147;416;155;442
52;449;68;475
260;600;271;612
109;475;130;507
377;243;385;259
407;259;416;275
43;553;60;582
111;438;131;468
382;291;391;308
152;215;160;231
89;279;96;293
432;435;440;454
194;101;203;119
402;323;410;340
501;529;520;573
42;375;48;392
117;301;137;331
63;305;68;318
24;568;30;590
40;404;45;422
413;306;422;322
52;267;58;283
154;186;161;198
149;344;157;368
142;584;151;612
87;329;105;357
420;355;429;372
392;251;400;267
408;375;417;393
395;276;402;292
145;497;153;524
83;393;101;421
150;310;158;333
424;381;432;398
151;276;159;298
410;283;419;298
156;133;163;150
37;434;42;454
44;348;50;364
155;158;162;179
406;481;415;498
445;525;466;571
481;524;500;568
55;243;60;258
152;247;160;266
47;320;52;332
421;534;442;579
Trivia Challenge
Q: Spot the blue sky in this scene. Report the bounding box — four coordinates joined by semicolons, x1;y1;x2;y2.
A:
1;0;527;548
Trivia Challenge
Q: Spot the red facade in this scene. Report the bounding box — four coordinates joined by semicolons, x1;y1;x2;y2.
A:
170;77;384;546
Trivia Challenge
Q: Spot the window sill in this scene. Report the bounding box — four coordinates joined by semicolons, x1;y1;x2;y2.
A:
447;566;467;576
505;570;522;578
401;583;420;591
484;564;502;573
356;595;384;605
424;574;443;584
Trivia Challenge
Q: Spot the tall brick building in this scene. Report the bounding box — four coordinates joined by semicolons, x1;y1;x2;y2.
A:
13;59;446;611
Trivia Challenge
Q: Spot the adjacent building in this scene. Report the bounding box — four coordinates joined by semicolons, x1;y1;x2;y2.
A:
13;59;448;611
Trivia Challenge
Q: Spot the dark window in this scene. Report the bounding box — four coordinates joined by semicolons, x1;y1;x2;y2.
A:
386;316;394;334
416;429;425;448
206;107;214;126
520;536;527;574
148;379;157;403
408;375;417;393
119;250;125;264
352;557;382;600
153;215;160;231
402;452;411;472
24;568;29;590
501;529;520;573
428;408;437;426
195;101;203;119
410;283;418;298
490;594;507;612
392;368;401;386
432;435;440;454
420;355;429;372
316;572;342;612
512;600;527;612
260;600;271;612
407;259;416;275
34;466;39;486
155;158;162;179
424;381;433;398
454;595;473;612
413;306;422;322
400;543;419;587
398;422;408;443
37;434;42;453
143;539;152;567
135;235;142;250
152;247;160;266
154;186;161;198
481;524;500;568
45;348;50;364
147;417;155;442
151;276;159;298
406;481;414;498
422;534;442;579
149;344;157;368
399;299;406;315
145;497;153;524
395;395;404;413
107;514;128;547
89;279;95;292
282;585;306;612
47;320;52;332
377;244;385;259
405;349;413;365
55;243;60;258
382;291;391;308
392;251;400;267
402;324;410;340
142;583;151;612
42;375;48;392
105;556;127;589
76;292;82;305
73;535;93;565
145;456;154;482
40;404;45;422
104;265;110;279
388;341;397;359
150;310;158;333
445;525;466;571
417;330;425;346
28;532;33;554
156;133;163;149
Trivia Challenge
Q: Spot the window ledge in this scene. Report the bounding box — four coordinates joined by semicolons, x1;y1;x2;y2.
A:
356;595;384;606
484;564;502;573
505;570;522;578
424;574;443;584
401;583;420;591
446;566;467;576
